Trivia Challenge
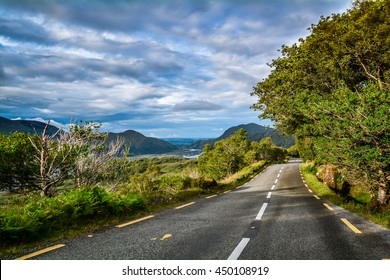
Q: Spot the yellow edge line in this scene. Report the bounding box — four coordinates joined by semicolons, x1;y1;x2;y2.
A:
16;244;66;260
160;233;172;241
223;190;231;194
308;189;313;193
175;202;195;209
206;194;218;199
341;218;362;234
323;203;334;211
116;215;154;228
313;195;320;200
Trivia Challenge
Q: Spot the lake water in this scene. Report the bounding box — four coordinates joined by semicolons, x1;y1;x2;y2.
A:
161;138;208;147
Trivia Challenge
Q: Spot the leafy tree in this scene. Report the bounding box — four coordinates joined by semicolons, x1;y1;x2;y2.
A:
244;144;259;165
287;144;300;158
251;0;390;205
308;84;389;203
256;137;274;160
199;130;288;180
0;132;39;192
252;0;389;133
245;137;287;163
65;121;125;189
198;129;250;180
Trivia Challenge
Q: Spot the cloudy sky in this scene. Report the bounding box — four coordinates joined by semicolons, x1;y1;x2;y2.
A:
0;0;351;138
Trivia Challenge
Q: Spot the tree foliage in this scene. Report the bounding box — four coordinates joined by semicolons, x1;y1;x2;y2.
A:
198;129;286;180
198;129;250;180
72;130;124;188
0;132;39;192
0;121;124;196
251;0;390;204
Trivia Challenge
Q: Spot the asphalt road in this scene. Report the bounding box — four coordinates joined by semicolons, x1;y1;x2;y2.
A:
17;160;390;260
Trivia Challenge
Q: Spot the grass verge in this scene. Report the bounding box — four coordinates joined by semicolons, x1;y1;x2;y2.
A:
301;164;390;230
0;160;269;259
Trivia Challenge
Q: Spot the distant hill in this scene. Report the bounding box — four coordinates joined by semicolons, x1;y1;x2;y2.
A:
106;130;178;156
0;117;59;135
0;117;293;155
190;123;295;149
0;117;177;156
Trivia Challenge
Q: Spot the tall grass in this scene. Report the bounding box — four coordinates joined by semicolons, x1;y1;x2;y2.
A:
220;160;267;187
301;164;390;229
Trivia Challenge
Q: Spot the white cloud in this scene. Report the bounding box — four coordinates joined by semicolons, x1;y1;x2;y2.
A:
0;0;352;137
25;117;65;129
33;107;54;114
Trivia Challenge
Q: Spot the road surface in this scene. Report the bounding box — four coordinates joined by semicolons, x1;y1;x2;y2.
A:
15;160;390;260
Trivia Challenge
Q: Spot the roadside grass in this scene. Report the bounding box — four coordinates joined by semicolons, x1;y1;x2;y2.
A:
0;160;269;259
148;160;268;213
301;165;390;230
0;187;147;258
220;160;267;188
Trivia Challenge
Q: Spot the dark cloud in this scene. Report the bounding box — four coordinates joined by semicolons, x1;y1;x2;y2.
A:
0;18;54;45
2;52;91;83
0;0;213;35
0;64;5;81
1;46;183;84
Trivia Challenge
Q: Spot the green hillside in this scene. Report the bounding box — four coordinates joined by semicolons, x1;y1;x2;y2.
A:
190;123;295;149
107;130;178;155
0;117;59;135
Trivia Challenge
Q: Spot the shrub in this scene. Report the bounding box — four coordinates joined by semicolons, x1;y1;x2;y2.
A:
195;177;218;190
159;175;184;193
0;187;146;245
287;144;300;157
0;132;39;193
302;161;318;174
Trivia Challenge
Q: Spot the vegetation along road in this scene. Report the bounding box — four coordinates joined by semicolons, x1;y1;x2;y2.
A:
16;159;390;260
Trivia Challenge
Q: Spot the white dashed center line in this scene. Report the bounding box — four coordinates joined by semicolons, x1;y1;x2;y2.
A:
227;166;284;260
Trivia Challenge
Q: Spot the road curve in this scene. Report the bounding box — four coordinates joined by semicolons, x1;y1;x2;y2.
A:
16;160;390;260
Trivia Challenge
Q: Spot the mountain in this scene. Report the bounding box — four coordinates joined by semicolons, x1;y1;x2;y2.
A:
0;117;177;156
0;117;59;135
190;123;295;149
0;117;292;155
107;130;178;156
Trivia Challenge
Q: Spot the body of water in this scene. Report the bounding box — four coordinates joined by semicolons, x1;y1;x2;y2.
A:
161;138;208;147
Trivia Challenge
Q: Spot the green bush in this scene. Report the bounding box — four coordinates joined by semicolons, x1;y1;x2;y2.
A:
287;144;300;157
158;174;197;192
0;132;39;193
159;175;184;193
194;177;218;190
301;161;318;175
